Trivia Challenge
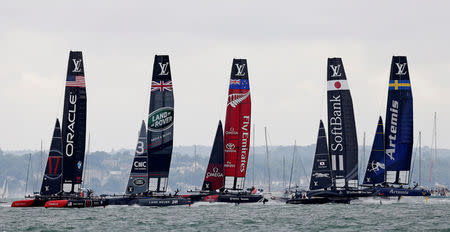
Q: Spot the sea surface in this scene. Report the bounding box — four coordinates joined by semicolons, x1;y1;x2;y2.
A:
1;197;449;232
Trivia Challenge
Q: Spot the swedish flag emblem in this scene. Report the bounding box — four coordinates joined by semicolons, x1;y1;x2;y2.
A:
389;80;411;90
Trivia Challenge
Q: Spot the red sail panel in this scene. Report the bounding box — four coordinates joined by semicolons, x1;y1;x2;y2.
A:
224;59;251;190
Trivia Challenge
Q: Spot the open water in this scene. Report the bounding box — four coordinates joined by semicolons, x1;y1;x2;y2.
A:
1;198;449;231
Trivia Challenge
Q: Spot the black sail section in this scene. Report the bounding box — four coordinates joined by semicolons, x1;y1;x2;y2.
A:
61;51;87;189
40;119;64;195
202;121;225;191
147;55;174;192
384;56;413;185
309;120;333;190
326;58;358;188
126;121;148;195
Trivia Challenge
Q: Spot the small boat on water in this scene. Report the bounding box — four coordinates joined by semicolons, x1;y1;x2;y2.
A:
0;179;8;203
12;51;105;208
108;55;191;207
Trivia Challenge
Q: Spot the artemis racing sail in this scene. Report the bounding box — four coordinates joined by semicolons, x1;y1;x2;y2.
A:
224;59;251;190
309;120;333;190
147;55;174;192
202;121;225;191
61;51;87;191
40;119;64;196
363;116;386;186
384;56;413;185
126;121;148;195
326;58;358;188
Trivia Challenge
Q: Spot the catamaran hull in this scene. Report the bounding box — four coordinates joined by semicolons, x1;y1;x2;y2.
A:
11;199;48;207
374;187;430;197
217;194;264;203
286;197;351;204
109;197;192;207
45;198;108;208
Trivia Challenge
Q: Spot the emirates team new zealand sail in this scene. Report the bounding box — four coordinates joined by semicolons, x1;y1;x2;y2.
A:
224;59;251;190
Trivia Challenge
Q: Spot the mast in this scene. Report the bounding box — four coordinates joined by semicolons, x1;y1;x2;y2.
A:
264;127;271;192
429;112;437;184
361;132;366;184
326;58;358;188
194;144;197;172
363;116;386;186
61;51;87;193
147;55;174;192
224;59;251;190
309;120;333;190
282;155;286;190
384;56;413;185
202;121;225;191
40;119;64;196
252;124;255;187
288;141;296;190
126;121;148;195
418;131;422;186
25;154;31;196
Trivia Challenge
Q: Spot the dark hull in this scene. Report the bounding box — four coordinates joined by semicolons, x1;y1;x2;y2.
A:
11;198;48;207
373;187;430;197
109;196;192;207
45;198;107;208
287;197;351;204
308;189;375;198
217;194;264;203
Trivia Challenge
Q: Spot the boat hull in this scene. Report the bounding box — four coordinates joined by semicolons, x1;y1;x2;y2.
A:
108;196;192;207
45;198;108;208
11;199;48;207
286;197;351;204
374;187;430;197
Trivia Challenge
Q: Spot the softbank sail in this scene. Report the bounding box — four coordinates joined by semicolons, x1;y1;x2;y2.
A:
224;59;251;190
327;58;358;188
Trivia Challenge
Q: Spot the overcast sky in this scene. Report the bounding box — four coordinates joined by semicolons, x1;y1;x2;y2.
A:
1;0;449;151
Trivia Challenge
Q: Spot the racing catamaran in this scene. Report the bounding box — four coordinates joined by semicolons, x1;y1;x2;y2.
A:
12;51;106;208
364;56;429;197
108;55;191;206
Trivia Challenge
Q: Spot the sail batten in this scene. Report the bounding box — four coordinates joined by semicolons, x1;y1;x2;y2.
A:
147;55;174;192
61;51;87;187
384;56;413;185
202;121;225;191
40;119;64;195
224;59;251;190
326;58;358;188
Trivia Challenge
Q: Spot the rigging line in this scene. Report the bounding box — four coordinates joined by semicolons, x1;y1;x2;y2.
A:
25;154;31;196
410;131;420;184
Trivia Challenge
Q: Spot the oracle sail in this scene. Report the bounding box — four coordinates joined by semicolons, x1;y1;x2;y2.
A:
125;121;148;195
384;56;413;185
61;51;87;192
326;58;358;188
40;119;64;195
363;116;386;186
147;55;174;192
224;59;251;190
309;120;333;190
202;121;225;191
